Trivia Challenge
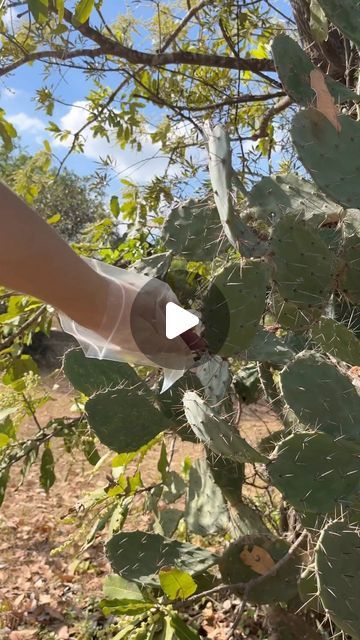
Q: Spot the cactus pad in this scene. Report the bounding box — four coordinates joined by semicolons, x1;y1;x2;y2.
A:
291;109;360;209
318;0;360;48
86;386;170;452
271;215;336;310
219;534;299;604
247;174;342;225
162;199;224;261
183;391;265;463
185;458;230;536
272;34;359;106
207;124;266;257
243;327;294;365
106;531;218;587
268;432;360;513
202;261;268;356
280;352;360;441
63;347;143;397
312;317;360;365
316;520;360;638
271;294;320;331
131;252;172;278
339;233;360;304
207;451;245;508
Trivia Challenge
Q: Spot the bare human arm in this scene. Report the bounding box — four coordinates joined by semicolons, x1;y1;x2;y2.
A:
0;181;200;369
0;181;112;333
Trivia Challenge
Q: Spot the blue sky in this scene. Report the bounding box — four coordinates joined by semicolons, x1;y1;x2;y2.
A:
1;1;292;194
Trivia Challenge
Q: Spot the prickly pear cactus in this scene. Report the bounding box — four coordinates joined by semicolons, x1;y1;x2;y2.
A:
270;215;336;311
219;534;300;604
291;110;360;209
316;520;360;638
60;4;360;636
268;432;360;513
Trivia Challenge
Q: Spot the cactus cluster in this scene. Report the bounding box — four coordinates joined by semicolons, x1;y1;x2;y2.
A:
62;5;360;636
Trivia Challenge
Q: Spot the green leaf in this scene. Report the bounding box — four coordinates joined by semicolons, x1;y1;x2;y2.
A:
0;433;9;448
0;118;17;151
170;614;200;639
2;355;39;392
159;568;197;600
310;0;328;42
110;195;120;219
74;0;94;24
28;0;49;23
107;549;144;581
40;445;56;493
47;213;61;225
99;598;152;616
157;441;168;483
56;0;64;21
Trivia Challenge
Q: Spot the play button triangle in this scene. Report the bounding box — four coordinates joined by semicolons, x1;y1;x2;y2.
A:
165;302;199;339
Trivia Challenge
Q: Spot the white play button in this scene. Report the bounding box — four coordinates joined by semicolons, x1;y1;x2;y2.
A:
165;302;199;339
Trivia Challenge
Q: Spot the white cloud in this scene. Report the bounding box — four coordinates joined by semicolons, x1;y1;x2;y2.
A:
8;112;45;133
53;100;172;183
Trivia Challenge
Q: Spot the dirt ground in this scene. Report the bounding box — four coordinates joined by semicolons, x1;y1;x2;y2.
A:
0;372;280;640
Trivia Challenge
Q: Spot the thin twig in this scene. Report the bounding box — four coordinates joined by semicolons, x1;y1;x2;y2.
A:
159;0;210;52
0;304;47;351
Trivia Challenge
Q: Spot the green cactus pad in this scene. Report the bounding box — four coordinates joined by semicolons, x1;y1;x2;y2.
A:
233;363;261;405
106;530;218;587
243;328;294;365
86;387;170;453
219;534;299;604
318;0;360;48
158;370;204;428
185;458;230;536
202;261;268;356
63;347;144;397
339;233;360;304
291;110;360;209
162;199;225;261
272;34;359;106
195;356;231;405
207;124;266;258
271;294;320;331
268;432;360;513
247;174;342;225
312;317;360;365
298;566;324;614
280;352;360;440
183;391;265;463
131;252;172;278
271;215;336;310
207;450;245;509
316;520;360;638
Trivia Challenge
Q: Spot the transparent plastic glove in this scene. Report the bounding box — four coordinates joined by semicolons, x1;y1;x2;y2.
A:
58;257;196;392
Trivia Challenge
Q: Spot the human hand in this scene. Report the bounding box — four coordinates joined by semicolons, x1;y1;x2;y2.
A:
59;258;205;372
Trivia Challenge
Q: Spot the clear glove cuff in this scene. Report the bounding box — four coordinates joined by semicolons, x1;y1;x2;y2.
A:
58;256;188;392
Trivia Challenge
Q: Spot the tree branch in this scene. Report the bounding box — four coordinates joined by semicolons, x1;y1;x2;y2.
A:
0;304;47;350
253;95;293;139
158;0;210;53
58;5;275;73
133;90;285;111
0;47;104;77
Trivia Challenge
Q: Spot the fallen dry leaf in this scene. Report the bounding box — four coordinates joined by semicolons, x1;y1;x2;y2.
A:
310;68;341;132
240;545;275;575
